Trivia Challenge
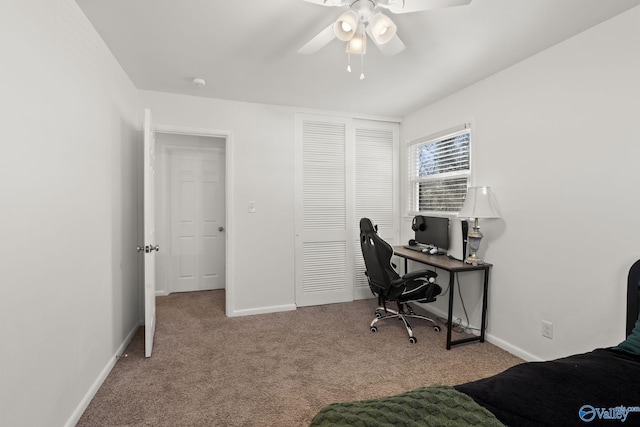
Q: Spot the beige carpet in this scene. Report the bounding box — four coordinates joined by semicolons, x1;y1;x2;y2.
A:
78;290;523;426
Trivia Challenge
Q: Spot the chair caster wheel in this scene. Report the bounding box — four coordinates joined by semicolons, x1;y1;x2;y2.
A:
409;336;417;344
434;326;441;332
370;326;378;333
375;312;382;319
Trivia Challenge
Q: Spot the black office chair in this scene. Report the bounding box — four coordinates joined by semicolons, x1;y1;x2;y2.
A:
360;218;442;344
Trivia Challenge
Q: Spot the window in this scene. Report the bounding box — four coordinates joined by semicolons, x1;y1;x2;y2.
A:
407;125;471;214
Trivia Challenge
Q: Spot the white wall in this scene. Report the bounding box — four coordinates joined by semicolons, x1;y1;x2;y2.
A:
0;1;140;426
401;5;640;361
140;91;298;315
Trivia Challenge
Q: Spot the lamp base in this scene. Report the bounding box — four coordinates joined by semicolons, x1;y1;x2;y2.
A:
464;253;484;265
464;220;484;265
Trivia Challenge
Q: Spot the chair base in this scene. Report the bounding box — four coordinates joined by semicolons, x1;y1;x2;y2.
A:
370;302;440;344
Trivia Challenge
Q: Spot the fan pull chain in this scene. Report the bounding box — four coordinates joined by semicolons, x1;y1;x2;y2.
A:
347;52;352;73
360;53;365;80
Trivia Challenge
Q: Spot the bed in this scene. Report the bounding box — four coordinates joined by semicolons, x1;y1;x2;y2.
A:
310;260;640;426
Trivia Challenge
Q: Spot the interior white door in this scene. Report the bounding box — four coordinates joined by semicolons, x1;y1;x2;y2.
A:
169;148;225;293
295;115;355;307
353;121;398;299
142;108;158;358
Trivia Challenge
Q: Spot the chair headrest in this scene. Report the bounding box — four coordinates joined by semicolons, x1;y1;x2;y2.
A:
360;218;376;233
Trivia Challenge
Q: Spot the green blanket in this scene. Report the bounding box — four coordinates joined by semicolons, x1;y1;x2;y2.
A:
309;385;505;427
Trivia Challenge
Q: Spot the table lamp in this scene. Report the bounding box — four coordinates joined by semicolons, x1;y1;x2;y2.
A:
457;186;501;265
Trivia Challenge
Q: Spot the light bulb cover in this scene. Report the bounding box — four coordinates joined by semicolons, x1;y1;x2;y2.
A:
368;12;396;45
346;24;367;54
333;10;359;41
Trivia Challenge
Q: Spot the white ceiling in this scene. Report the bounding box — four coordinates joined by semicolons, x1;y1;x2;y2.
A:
75;0;640;118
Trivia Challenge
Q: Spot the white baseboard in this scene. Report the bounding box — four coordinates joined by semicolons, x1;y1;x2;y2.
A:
415;302;542;361
228;304;297;317
64;321;140;427
354;286;375;301
485;333;541;362
414;302;480;336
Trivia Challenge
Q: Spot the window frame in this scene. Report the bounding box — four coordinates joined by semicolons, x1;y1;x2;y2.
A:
406;124;471;216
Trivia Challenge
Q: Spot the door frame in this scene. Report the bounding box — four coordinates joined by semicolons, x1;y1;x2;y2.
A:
154;124;233;317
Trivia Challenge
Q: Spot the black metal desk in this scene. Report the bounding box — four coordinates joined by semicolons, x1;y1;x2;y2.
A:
393;246;492;350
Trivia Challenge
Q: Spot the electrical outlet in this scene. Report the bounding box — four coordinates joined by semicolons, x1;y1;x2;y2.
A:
542;320;553;339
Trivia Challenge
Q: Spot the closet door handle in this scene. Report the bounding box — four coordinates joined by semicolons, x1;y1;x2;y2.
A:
218;227;225;232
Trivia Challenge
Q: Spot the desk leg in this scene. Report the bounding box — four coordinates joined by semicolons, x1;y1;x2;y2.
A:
446;272;455;350
480;268;489;342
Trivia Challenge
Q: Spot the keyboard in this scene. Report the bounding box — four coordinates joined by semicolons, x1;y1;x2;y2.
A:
403;244;446;255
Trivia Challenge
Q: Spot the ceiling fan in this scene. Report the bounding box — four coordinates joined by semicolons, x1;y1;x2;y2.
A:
298;0;473;58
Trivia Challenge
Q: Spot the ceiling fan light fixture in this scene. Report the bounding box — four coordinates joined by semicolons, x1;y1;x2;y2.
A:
333;9;359;41
369;12;396;44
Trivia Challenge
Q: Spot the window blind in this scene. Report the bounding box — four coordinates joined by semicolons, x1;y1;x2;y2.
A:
408;127;470;213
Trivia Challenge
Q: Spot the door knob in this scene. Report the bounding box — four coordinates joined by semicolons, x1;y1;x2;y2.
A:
218;227;225;232
137;245;159;253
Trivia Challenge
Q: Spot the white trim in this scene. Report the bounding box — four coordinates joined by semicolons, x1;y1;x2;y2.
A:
485;333;542;362
154;124;231;138
415;301;541;362
354;288;376;300
406;123;471;147
228;304;297;317
152;123;235;318
294;108;402;124
64;322;140;427
414;301;477;330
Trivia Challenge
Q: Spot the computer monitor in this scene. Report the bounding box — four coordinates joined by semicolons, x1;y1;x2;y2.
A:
413;216;450;250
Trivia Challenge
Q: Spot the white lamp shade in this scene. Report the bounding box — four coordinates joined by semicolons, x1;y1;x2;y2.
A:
346;25;367;54
368;12;397;45
457;186;501;219
333;10;359;41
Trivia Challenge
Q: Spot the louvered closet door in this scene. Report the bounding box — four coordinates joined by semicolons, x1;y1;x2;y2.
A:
295;115;355;307
354;121;398;300
295;114;398;307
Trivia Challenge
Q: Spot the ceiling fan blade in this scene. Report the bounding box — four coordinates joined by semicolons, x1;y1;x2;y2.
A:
297;24;336;55
366;27;406;57
388;0;472;14
301;0;350;6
